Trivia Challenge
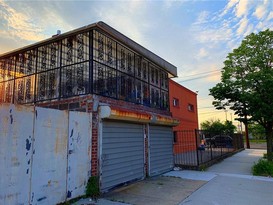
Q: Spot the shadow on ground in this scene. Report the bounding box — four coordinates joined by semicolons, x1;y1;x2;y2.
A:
103;176;206;205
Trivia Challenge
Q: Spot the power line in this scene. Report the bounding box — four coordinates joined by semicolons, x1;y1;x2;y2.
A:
181;69;221;78
198;106;215;109
198;96;213;100
198;110;223;115
179;72;220;82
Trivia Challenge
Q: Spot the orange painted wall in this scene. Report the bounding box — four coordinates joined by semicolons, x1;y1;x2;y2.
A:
169;79;199;153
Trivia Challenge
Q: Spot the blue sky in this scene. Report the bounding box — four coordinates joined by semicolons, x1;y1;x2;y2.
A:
0;0;272;127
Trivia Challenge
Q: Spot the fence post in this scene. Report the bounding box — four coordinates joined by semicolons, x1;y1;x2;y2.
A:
195;129;199;167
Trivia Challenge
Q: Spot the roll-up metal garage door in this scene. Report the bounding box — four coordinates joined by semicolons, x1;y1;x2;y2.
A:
101;121;144;192
149;125;174;176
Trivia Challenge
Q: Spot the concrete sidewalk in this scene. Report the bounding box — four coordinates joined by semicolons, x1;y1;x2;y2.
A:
74;149;273;205
175;149;273;205
73;177;206;205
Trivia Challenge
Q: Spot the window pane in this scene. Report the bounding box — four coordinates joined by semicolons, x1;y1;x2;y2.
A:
150;85;160;108
149;64;160;87
117;44;134;76
0;82;4;102
14;75;35;103
36;69;60;101
16;50;36;77
0;81;13;103
0;56;16;81
61;62;89;97
61;32;89;66
37;42;60;72
93;30;116;68
93;62;116;98
117;71;135;102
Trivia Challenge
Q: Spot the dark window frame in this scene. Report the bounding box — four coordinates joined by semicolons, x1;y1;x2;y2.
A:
173;97;179;107
188;103;194;112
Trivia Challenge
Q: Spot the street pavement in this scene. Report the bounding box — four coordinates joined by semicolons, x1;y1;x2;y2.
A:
74;149;273;205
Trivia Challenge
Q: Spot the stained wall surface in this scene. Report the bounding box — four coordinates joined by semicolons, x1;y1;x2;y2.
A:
0;104;91;205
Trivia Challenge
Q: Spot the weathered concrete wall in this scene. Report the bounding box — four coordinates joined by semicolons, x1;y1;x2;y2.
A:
0;104;34;205
0;104;92;205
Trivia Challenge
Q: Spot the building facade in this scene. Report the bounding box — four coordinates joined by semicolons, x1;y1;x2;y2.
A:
169;79;198;153
0;21;179;200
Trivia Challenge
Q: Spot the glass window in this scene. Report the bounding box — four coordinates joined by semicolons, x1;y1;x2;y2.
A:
173;98;179;107
61;62;89;98
37;42;60;72
0;29;171;111
117;71;135;102
61;33;89;66
14;75;35;103
150;85;160;108
36;69;60;101
0;81;13;103
93;62;116;98
15;50;37;78
93;30;116;68
117;44;134;76
188;103;194;112
163;91;169;109
149;64;160;87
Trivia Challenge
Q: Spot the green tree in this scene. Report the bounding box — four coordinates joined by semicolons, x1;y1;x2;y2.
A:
201;119;236;134
210;29;273;161
249;123;266;140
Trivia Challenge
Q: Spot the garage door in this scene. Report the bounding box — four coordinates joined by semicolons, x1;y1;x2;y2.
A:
149;125;174;176
101;121;144;192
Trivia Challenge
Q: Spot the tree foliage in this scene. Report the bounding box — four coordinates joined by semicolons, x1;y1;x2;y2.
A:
201;119;236;134
249;123;266;140
210;29;273;161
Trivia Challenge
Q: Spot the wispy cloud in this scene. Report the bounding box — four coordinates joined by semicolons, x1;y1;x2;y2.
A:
193;0;273;48
220;0;239;17
236;16;248;35
194;11;210;25
235;0;248;18
196;48;208;59
266;11;273;21
253;3;267;20
0;0;46;41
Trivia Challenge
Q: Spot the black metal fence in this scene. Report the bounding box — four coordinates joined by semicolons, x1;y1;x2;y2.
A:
174;130;244;170
0;28;169;110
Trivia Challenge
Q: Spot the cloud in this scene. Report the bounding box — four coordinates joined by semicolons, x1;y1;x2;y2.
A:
236;16;248;35
221;0;239;16
266;11;273;21
235;0;248;18
0;0;46;42
196;27;233;44
194;11;210;25
196;48;208;59
253;3;267;20
244;23;254;36
205;71;221;83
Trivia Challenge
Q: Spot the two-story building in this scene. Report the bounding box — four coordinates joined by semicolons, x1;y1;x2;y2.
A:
0;21;179;198
169;79;199;153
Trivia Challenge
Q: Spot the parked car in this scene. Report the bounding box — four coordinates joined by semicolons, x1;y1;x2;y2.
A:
206;135;233;148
